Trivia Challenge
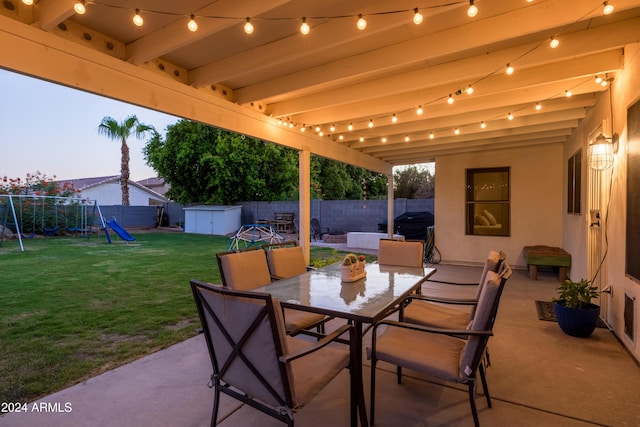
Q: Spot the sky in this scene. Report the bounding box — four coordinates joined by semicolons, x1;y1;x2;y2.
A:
0;69;180;182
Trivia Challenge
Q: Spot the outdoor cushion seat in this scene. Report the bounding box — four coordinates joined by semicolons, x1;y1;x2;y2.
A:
216;248;327;336
190;281;353;426
377;239;424;267
367;263;512;427
402;250;506;329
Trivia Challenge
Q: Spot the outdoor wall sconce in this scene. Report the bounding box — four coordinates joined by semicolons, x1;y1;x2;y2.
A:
588;133;619;171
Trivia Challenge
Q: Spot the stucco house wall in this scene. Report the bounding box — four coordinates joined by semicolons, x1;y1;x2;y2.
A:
565;42;640;360
434;143;564;269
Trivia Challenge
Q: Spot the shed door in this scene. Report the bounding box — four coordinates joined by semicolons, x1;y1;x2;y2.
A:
196;211;214;234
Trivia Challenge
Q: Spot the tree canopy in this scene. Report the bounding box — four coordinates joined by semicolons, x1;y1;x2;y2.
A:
144;120;389;204
393;165;435;199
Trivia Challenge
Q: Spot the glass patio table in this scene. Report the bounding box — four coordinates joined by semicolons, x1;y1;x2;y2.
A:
253;261;436;427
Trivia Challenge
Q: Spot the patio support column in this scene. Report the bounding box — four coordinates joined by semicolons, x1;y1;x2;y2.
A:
299;148;311;264
387;173;394;238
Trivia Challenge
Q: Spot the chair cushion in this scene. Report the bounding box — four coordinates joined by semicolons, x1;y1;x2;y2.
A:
287;337;350;409
403;301;471;329
367;326;465;383
377;239;424;267
220;249;272;290
266;246;308;279
283;308;326;334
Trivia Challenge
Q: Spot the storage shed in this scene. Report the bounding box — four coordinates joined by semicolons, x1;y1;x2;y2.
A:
184;205;242;236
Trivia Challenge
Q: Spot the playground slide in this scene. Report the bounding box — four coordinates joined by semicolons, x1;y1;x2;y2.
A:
106;219;135;242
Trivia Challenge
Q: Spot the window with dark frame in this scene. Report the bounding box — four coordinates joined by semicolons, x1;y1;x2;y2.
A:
466;167;510;236
568;149;582;214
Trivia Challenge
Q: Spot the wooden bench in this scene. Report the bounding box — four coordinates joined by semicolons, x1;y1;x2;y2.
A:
523;245;571;281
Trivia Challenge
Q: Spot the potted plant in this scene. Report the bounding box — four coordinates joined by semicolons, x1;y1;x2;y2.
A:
552;278;600;338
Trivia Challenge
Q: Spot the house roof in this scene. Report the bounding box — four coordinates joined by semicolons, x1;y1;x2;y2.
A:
56;176;169;202
2;1;640;173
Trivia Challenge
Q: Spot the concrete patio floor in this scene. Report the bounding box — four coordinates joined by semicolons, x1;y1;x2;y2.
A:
2;263;639;427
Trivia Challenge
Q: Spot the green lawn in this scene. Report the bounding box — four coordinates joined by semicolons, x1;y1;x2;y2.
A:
0;232;351;403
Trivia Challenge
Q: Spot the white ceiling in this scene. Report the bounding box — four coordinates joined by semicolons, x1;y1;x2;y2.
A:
2;0;640;167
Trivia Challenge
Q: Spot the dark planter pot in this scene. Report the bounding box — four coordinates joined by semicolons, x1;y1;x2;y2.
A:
553;302;600;338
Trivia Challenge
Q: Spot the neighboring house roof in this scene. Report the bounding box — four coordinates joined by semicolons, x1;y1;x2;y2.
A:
56;176;169;203
137;177;171;197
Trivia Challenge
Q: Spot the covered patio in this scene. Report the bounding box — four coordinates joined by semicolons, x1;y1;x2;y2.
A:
2;0;640;421
2;264;639;426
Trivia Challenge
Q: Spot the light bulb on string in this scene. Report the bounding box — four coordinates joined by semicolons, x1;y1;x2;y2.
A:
21;0;33;4
536;102;542;111
315;126;321;133
454;128;460;135
565;90;572;97
356;14;367;30
413;8;424;25
508;112;514;120
549;37;559;48
73;0;86;14
348;123;353;131
467;0;478;17
359;136;365;142
244;18;254;34
429;132;435;139
391;114;398;123
300;126;306;132
416;105;423;115
603;1;614;15
381;137;387;143
480;121;486;128
466;86;474;95
506;64;514;75
188;15;198;32
447;95;454;104
595;75;603;84
133;9;144;27
404;135;410;142
330;124;336;132
368;119;374;128
300;17;310;35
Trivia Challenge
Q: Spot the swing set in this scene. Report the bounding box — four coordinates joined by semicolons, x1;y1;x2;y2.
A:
0;195;107;252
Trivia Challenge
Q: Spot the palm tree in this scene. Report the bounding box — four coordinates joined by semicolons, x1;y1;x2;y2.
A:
98;115;155;206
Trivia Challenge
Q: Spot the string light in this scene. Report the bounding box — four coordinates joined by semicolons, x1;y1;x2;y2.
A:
318;130;324;136
603;1;614;15
565;89;572;97
244;18;254;34
466;86;474;95
416;105;423;115
188;14;198;32
595;75;603;84
549;37;559;48
454;128;460;135
413;8;424;25
447;95;454;104
368;119;374;128
429;132;435;139
536;102;542;111
21;0;33;5
73;0;86;15
404;135;410;142
359;136;365;142
315;126;321;132
300;126;306;132
391;114;398;123
300;17;310;35
506;64;514;75
339;134;344;140
348;123;353;131
508;112;514;120
357;14;367;30
330;124;336;132
480;121;486;128
133;9;143;27
467;0;478;17
381;137;387;143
